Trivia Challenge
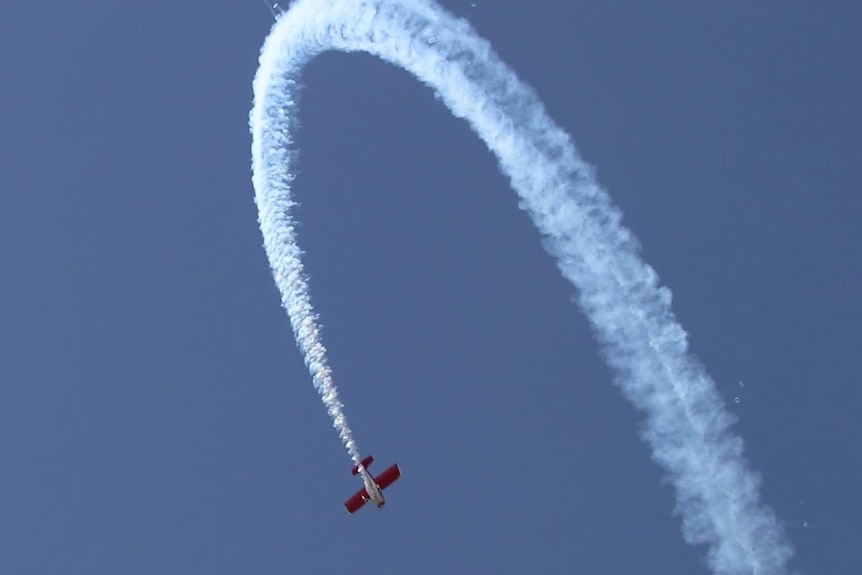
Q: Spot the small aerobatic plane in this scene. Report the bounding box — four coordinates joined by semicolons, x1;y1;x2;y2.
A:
344;455;402;514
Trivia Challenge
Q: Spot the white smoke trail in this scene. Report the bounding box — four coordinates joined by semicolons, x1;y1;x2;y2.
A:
250;2;361;464
250;0;794;572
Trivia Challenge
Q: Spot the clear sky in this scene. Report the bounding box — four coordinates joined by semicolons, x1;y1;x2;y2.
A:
1;1;860;573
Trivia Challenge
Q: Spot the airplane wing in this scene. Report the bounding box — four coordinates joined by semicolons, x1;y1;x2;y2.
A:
344;487;369;513
375;464;402;490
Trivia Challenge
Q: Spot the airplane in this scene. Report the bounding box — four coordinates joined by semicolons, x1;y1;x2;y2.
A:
344;455;402;514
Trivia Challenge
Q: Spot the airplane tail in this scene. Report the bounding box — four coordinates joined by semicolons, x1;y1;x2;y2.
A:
351;455;374;475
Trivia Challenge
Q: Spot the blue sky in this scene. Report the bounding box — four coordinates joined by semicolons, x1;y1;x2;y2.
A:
1;1;860;573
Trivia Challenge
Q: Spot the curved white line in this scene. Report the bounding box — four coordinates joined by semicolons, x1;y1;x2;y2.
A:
250;1;794;572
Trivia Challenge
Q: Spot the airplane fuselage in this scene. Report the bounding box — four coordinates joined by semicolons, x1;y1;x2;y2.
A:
358;467;386;508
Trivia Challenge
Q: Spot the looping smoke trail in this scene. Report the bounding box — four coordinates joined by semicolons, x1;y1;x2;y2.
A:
250;0;794;572
251;21;360;464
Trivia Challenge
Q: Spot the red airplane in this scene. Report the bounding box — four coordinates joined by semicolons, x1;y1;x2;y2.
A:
344;455;401;514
